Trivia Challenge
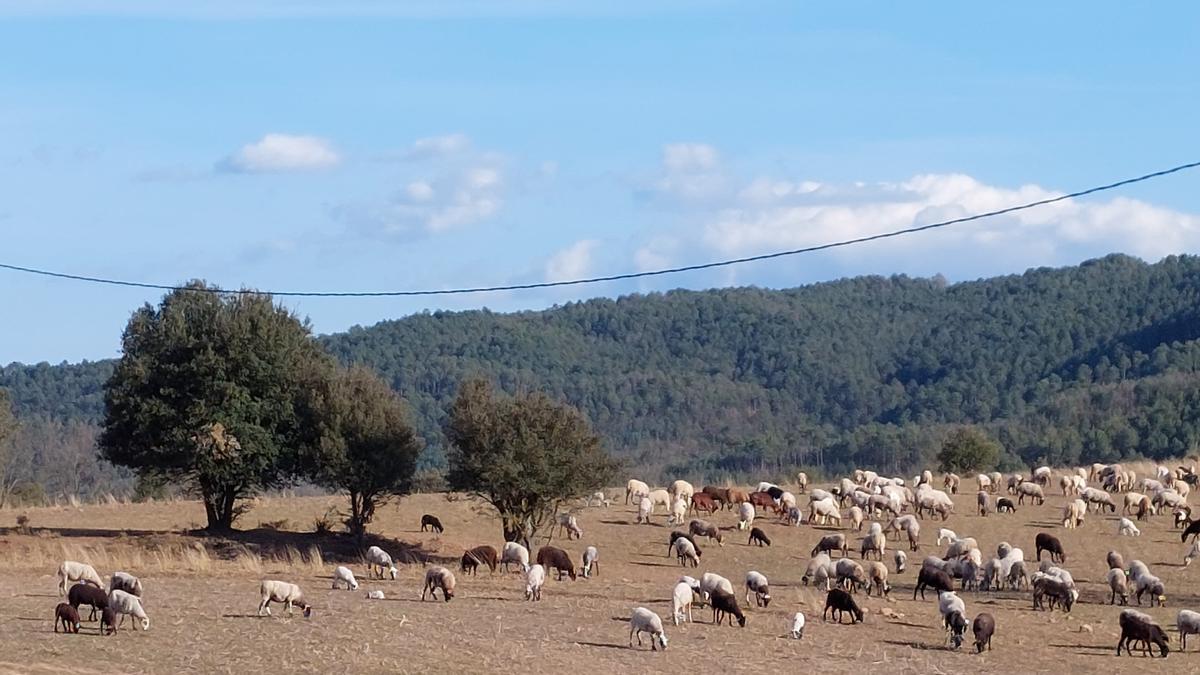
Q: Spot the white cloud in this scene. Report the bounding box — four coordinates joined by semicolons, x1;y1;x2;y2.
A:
221;133;340;173
663;143;719;172
405;133;471;160
646;142;728;202
405;180;435;202
545;239;598;282
335;165;504;237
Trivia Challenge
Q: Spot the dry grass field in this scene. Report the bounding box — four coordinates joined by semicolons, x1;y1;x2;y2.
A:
0;471;1197;674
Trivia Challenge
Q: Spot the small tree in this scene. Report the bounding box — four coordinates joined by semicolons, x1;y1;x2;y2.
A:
937;427;1001;475
444;379;618;547
307;366;422;540
99;281;333;530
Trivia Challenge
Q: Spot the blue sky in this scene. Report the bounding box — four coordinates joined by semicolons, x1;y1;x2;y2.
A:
2;1;1198;364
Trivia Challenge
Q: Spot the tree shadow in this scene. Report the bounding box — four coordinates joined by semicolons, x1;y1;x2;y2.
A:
575;641;632;650
629;561;676;569
220;614;271;619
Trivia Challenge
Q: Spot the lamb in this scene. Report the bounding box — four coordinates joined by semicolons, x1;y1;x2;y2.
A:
108;571;143;597
709;589;747;627
625;479;650;505
68;583;108;621
668;498;688;526
1035;533;1066;563
636;496;654;524
257;580;310;619
1117;608;1169;657
737;502;755;530
331;565;359;590
420;514;444;533
744;570;771;607
1178;609;1200;650
365;546;398;580
894;549;907;574
812;533;848;558
586;490;610;508
673;536;701;567
972;612;994;653
936;528;958;546
421;566;456;602
939;591;968;649
747;526;771;547
790;611;806;639
865;561;890;597
524;564;545;601
365;590;385;600
628;607;669;650
55;603;81;634
501;541;531;573
581;546;600;578
461;545;500;575
823;588;864;624
1182;518;1200;543
1107;567;1129;605
671;581;694;625
996;497;1016;514
688;519;725;545
914;565;954;600
1118;517;1141;537
535;546;577;581
57;561;102;596
109;589;151;630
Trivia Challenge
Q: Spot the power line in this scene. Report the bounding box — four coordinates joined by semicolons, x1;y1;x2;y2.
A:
2;160;1197;298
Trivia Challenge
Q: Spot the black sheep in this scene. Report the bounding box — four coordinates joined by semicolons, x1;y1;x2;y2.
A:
68;583;108;621
972;612;995;653
748;527;771;547
54;603;80;633
914;566;954;600
667;530;701;557
1035;532;1066;563
765;486;785;501
945;610;968;649
823;588;863;624
996;498;1017;513
709;589;746;627
420;514;444;533
1182;518;1200;543
1117;609;1169;657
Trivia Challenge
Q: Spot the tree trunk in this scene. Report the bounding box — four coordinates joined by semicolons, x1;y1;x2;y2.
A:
202;484;238;531
348;491;367;543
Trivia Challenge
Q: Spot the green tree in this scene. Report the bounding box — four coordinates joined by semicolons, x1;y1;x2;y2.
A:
0;389;25;508
98;281;333;530
937;427;1002;475
444;379;618;547
307;366;422;540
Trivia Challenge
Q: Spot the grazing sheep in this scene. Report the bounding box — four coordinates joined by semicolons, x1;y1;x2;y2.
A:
668;498;688;526
673;537;701;567
669;479;695;504
823;588;864;624
671;581;694;625
54;603;80;634
1017;482;1045;505
1134;573;1167;607
980;558;1002;592
586;490;610;508
835;557;867;593
809;498;842;526
68;583;108;621
801;553;835;589
365;546;398;580
56;561;102;596
626;479;650;505
556;512;583;539
581;546;599;578
667;530;701;557
1107;568;1129;605
637;496;654;524
109;589;150;630
690;493;719;515
108;572;143;598
790;611;806;639
461;545;500;575
501;541;531;573
812;533;849;558
365;590;385;600
647;489;672;511
628;607;669;650
257;581;310;619
1186;540;1200;567
535;546;577;581
996;497;1016;514
524;564;546;601
99;607;117;635
943;537;978;560
972;612;994;653
894;549;907;574
1032;573;1076;613
331;566;359;590
944;473;961;494
847;505;865;531
420;514;444;533
699;572;734;603
977;491;990;516
865;561;890;597
939;591;968;648
1117;609;1169;657
1081;487;1117;513
936;528;958;546
709;589;747;627
1062;499;1086;529
914;565;954;600
747;527;771;547
737;502;755;531
688;519;725;545
861;531;886;561
421;566;456;602
1178;609;1200;650
1118;518;1141;537
1035;533;1066;563
796;472;809;493
886;515;921;551
1107;550;1125;570
744;571;771;607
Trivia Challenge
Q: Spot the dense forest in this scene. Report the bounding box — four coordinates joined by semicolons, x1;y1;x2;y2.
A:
3;253;1200;499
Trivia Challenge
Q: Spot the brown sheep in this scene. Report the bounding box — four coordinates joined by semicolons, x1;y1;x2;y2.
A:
460;545;499;575
54;603;80;634
689;519;725;545
535;546;577;581
420;514;444;533
690;493;719;514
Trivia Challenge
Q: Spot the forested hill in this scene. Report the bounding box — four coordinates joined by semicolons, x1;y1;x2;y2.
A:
5;253;1200;487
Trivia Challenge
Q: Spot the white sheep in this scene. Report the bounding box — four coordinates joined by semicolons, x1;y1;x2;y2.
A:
581;546;599;578
802;552;834;589
107;589;150;631
647;489;672;511
672;537;700;567
626;479;650;505
108;571;143;597
422;566;456;602
699;572;733;603
331;565;359;590
1118;517;1141;537
669;498;688;526
894;549;907;574
1186;540;1200;567
1178;609;1200;650
57;561;102;596
737;501;755;530
744;570;771;607
629;607;669;651
586;490;610;508
366;590;385;600
365;546;398;580
501;541;531;573
669;479;695;503
524;564;546;601
637;496;654;524
790;611;806;639
1106;567;1128;605
258;580;312;617
671;581;694;625
556;512;583;539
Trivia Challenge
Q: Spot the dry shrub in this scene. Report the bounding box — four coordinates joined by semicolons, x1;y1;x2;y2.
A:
15;514;31;535
259;519;290;531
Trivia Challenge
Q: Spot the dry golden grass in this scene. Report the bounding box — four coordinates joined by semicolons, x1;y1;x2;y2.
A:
0;478;1197;672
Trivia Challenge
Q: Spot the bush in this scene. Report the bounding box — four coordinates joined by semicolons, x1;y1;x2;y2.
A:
937;427;1002;475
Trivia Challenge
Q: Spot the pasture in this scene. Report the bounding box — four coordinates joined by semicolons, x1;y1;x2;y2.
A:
0;473;1195;673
